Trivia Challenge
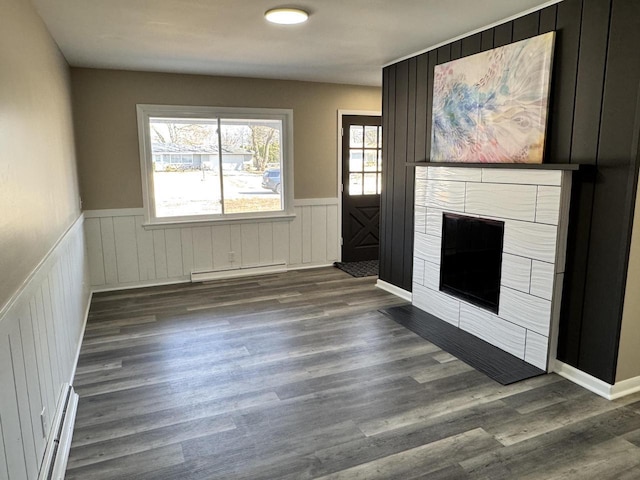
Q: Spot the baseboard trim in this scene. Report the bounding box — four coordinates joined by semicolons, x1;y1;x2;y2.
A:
69;290;93;384
91;277;191;293
553;361;613;399
91;263;339;293
288;262;335;271
191;263;287;282
610;375;640;400
553;360;640;400
376;279;412;302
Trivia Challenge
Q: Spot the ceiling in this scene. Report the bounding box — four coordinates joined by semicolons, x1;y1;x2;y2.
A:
32;0;556;87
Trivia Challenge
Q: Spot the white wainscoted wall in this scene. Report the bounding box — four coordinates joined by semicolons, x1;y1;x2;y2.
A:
0;215;90;479
84;198;340;290
413;166;572;371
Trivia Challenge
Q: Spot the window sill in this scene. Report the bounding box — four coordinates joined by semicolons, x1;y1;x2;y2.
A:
142;212;296;230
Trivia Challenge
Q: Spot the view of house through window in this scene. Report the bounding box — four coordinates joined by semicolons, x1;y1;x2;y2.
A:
147;114;284;219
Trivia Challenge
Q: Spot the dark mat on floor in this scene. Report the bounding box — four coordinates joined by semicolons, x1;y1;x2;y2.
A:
379;304;546;385
334;260;378;278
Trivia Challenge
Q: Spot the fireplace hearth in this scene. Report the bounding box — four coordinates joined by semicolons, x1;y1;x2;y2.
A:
412;165;574;371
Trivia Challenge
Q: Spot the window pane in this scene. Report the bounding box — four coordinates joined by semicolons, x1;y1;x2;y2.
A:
220;118;283;214
378;126;383;147
349;173;362;195
364;126;378;148
378;174;382;194
349;150;363;172
149;117;221;217
363;173;377;195
364;150;377;171
350;126;363;148
378;150;382;171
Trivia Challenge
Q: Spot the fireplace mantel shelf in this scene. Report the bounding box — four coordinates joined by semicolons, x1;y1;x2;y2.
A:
406;162;581;171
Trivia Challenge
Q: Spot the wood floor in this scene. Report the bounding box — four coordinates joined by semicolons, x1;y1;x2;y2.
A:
67;267;640;479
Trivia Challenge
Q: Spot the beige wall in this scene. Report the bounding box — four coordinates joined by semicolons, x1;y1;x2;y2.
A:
617;180;640;382
0;0;80;310
70;69;381;209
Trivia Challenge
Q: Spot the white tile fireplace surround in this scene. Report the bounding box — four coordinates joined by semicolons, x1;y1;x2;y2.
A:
412;166;573;371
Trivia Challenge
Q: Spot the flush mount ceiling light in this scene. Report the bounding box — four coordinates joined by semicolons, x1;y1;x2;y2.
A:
265;8;309;25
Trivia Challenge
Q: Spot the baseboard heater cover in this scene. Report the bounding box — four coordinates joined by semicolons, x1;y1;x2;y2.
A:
190;263;287;282
38;383;79;480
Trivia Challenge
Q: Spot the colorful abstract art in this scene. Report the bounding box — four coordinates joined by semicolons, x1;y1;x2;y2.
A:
430;32;555;164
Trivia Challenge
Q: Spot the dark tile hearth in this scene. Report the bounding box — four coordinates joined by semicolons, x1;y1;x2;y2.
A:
379;304;545;385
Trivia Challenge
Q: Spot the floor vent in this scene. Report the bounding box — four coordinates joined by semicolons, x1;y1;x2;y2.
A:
191;263;287;282
38;384;79;480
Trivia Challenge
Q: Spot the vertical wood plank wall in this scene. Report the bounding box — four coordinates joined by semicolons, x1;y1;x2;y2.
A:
0;216;90;479
85;200;340;290
380;0;640;383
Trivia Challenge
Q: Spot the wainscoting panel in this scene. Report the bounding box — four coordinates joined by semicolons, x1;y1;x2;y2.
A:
84;199;340;290
0;215;90;479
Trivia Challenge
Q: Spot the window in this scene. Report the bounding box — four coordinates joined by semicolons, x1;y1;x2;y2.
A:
348;124;382;195
137;105;293;225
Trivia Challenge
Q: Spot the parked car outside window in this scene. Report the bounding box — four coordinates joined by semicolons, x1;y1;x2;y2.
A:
262;168;281;194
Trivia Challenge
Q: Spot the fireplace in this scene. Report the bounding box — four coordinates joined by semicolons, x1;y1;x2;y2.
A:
440;213;504;314
412;165;574;371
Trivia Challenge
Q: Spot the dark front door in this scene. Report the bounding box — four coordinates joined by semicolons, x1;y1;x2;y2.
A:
341;115;382;262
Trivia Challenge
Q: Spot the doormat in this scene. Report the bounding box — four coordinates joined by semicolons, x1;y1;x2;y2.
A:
379;304;546;385
334;260;378;278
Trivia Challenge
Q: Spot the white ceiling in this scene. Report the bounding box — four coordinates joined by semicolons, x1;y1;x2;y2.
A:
32;0;555;87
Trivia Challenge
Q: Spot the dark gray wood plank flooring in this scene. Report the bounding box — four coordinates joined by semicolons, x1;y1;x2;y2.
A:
67;267;640;479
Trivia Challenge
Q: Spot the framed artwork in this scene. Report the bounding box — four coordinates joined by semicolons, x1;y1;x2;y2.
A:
430;32;555;164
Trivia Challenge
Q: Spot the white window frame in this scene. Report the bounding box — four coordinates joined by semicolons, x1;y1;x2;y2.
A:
137;104;295;227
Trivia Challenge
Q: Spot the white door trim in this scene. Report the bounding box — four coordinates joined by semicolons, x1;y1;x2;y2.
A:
337;109;382;262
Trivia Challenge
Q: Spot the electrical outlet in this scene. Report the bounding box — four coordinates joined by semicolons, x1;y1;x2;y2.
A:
228;251;235;262
40;408;47;437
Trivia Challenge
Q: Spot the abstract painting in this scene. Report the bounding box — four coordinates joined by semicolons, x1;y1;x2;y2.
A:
430;32;555;164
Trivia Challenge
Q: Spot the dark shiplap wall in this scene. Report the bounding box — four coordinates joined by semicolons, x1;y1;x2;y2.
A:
380;0;640;383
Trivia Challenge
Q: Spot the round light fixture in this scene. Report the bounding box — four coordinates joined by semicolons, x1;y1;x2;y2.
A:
265;8;309;25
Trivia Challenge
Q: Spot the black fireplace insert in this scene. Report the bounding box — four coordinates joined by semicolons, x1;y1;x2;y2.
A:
440;213;504;313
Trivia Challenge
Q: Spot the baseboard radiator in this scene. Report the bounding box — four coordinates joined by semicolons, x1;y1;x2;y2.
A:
38;384;79;480
190;263;287;282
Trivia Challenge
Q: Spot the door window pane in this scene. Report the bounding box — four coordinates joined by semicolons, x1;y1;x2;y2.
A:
349;173;363;195
364;150;377;171
364;126;378;148
349;150;363;172
350;126;364;148
364;173;377;195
